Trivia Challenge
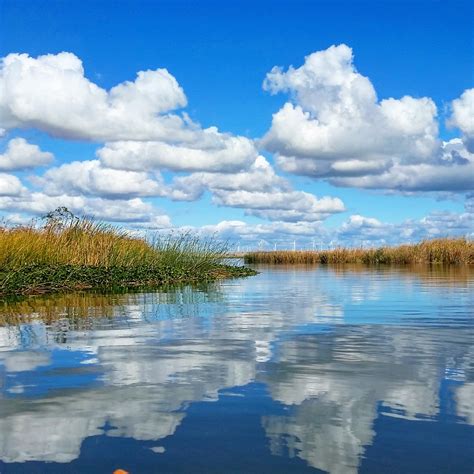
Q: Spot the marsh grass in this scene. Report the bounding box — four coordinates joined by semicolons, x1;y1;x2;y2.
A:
0;210;255;297
244;238;474;265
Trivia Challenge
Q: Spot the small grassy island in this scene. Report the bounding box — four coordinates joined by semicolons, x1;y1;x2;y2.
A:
0;208;256;298
245;238;474;265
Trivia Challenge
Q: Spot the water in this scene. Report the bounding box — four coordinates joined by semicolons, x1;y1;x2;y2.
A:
0;264;473;473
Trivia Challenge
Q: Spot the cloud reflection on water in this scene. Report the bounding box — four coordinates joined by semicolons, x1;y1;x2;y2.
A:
0;265;472;471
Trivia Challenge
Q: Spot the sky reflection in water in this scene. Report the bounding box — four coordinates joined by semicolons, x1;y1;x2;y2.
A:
0;265;473;473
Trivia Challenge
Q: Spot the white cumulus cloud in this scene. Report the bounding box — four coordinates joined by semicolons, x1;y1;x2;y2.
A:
449;88;474;152
213;189;345;222
261;44;473;194
0;52;189;142
330;139;474;192
163;156;345;222
262;45;438;170
0;138;53;171
38;160;164;199
0;173;24;196
98;134;257;173
165;155;289;201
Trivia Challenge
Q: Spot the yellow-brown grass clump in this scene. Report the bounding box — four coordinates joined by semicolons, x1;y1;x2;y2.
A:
0;208;255;297
244;238;474;265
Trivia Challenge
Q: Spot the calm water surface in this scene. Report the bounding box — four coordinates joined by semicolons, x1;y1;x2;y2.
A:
0;265;473;473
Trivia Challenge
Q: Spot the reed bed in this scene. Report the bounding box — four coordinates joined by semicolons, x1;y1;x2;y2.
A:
0;210;255;297
244;238;474;265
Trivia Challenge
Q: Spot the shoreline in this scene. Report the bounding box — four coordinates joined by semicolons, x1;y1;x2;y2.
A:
244;238;474;265
0;263;257;299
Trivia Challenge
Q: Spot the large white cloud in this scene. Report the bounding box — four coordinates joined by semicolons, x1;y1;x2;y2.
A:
0;138;53;171
0;52;189;142
261;44;473;193
33;155;344;224
0;173;24;196
213;189;344;222
0;52;259;174
37;160;164;199
449;88;474;152
330;139;474;192
163;156;345;222
98;133;257;173
165;155;289;201
262;45;438;167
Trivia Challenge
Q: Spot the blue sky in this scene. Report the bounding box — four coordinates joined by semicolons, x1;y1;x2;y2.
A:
0;0;472;248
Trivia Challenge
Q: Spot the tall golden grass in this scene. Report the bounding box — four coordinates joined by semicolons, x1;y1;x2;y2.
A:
0;218;230;270
244;238;474;265
0;209;254;296
0;218;156;269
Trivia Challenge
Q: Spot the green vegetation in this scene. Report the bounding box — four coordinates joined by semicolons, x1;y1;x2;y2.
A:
0;208;256;297
245;238;474;265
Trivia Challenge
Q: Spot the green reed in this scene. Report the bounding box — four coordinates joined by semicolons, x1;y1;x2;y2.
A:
0;210;255;297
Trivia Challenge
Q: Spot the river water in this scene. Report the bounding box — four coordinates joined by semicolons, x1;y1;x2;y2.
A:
0;264;473;473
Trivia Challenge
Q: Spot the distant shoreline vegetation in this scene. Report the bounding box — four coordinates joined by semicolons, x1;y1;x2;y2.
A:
244;238;474;265
0;208;256;298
